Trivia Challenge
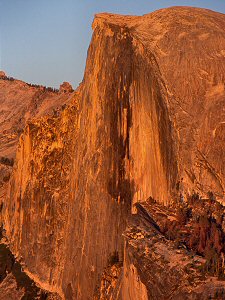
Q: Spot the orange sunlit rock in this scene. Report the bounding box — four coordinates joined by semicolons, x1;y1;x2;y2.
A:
1;6;225;300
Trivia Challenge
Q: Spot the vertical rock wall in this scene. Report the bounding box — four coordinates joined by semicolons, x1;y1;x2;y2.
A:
129;45;178;206
4;103;79;297
3;12;178;300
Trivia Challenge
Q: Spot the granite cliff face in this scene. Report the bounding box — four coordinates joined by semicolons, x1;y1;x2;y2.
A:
0;74;73;158
2;6;225;300
0;75;73;298
0;75;73;231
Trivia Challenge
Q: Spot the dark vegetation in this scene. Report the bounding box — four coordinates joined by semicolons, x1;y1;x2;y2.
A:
27;83;59;93
108;251;120;266
160;192;225;279
0;157;14;167
0;74;59;93
0;75;15;81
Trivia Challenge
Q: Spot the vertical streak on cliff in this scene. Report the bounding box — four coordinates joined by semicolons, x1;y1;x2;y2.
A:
55;23;134;299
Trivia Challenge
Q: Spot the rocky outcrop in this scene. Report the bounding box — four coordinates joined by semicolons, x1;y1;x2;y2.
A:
0;74;74;217
59;82;74;93
0;237;60;300
2;6;225;300
121;208;225;300
0;75;73;158
0;71;6;77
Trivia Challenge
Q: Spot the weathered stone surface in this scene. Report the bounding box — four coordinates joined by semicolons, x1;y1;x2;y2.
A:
0;76;73;158
0;74;73;214
2;6;225;300
0;76;74;297
0;235;61;299
93;6;225;202
59;82;73;93
121;210;225;300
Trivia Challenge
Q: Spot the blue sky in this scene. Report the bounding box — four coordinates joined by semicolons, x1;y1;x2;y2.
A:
0;0;225;88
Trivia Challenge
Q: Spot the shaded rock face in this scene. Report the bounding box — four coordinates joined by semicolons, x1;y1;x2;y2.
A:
0;241;60;300
93;6;225;201
2;6;225;300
